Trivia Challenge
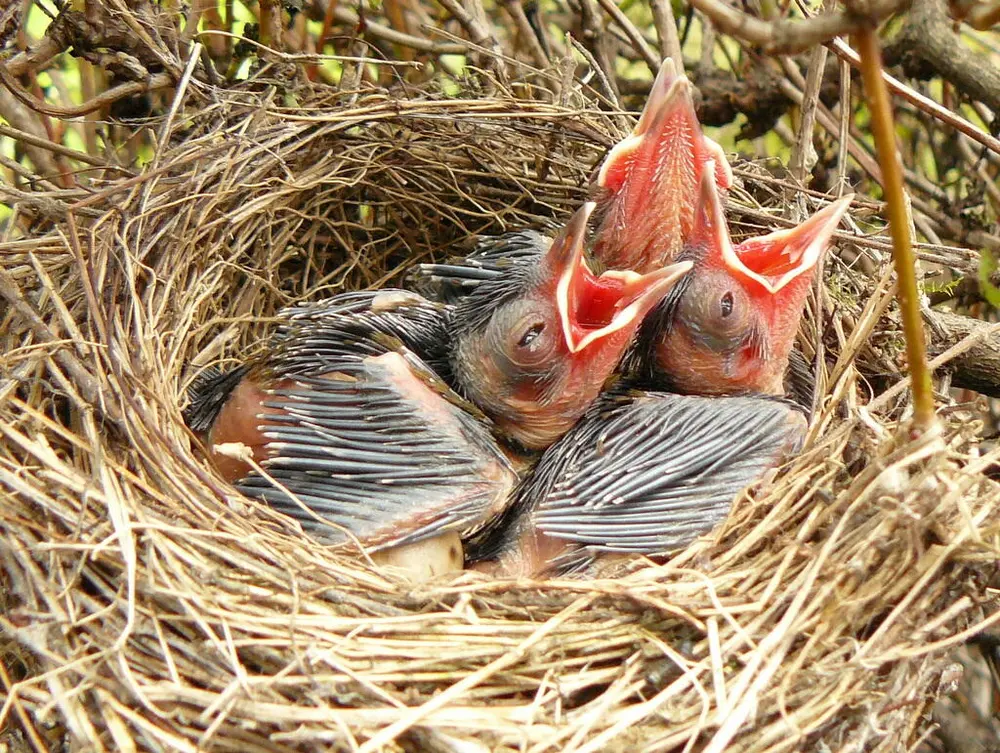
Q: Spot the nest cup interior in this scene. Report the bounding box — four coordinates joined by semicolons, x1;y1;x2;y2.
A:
1;72;999;752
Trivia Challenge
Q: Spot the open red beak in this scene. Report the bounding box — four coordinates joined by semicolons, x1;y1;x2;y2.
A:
548;202;693;354
732;198;853;292
592;58;734;272
691;160;852;295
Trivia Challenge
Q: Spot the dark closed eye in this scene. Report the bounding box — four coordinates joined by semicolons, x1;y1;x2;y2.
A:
721;292;734;318
519;321;546;348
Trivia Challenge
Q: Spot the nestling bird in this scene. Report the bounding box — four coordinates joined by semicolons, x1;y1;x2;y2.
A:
467;389;807;577
582;58;852;400
186;289;514;578
185;205;691;576
627;163;852;397
427;202;692;450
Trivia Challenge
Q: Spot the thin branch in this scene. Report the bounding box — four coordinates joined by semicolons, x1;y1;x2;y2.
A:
788;39;829;187
687;0;911;54
884;0;1000;113
593;0;660;72
504;0;550;69
575;0;621;102
650;0;684;71
855;27;936;431
0;86;66;183
258;0;284;51
435;0;510;84
0;62;174;118
304;1;467;54
0;266;123;429
829;38;1000;157
835;58;851;191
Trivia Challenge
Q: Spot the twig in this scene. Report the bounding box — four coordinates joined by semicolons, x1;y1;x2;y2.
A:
0;85;66;182
828;38;1000;157
835;58;851;191
0;661;48;753
575;0;621;102
787;17;830;187
870;315;1000;409
854;27;936;431
258;0;284;51
504;0;549;69
568;35;621;110
650;0;684;71
777;76;884;182
435;0;510;84
687;0;910;54
593;0;660;72
885;0;1000;113
308;0;340;80
962;0;1000;29
151;43;203;169
304;1;466;54
0;266;123;429
0;61;174;118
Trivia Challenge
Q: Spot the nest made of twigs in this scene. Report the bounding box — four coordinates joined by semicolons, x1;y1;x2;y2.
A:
1;62;999;753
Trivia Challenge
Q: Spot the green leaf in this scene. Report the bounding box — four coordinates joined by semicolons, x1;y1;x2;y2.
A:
978;249;1000;309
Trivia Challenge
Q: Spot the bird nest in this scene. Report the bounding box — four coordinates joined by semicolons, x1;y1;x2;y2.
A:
2;64;999;753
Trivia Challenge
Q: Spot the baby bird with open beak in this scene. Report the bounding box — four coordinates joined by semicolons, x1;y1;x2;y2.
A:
590;57;734;272
587;59;851;398
626;163;852;397
448;202;692;450
418;60;851;574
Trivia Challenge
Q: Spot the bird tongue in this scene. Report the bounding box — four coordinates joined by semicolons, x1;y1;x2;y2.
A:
592;58;733;272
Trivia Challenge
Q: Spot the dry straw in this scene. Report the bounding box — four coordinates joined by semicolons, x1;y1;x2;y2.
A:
1;41;999;753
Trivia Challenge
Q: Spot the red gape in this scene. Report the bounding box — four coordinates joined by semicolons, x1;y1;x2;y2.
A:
451;201;691;450
589;58;852;397
654;165;852;396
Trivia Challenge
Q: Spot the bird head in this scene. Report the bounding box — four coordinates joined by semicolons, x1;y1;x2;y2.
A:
652;163;852;396
591;58;733;272
452;202;692;450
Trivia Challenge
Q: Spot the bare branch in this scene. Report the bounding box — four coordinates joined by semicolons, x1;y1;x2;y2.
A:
829;38;1000;156
885;0;1000;113
855;27;935;431
594;0;660;71
0;61;174;118
651;0;684;71
687;0;911;54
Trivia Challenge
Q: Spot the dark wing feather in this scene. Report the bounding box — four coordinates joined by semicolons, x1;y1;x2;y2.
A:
275;289;455;382
784;347;815;411
185;290;454;431
409;230;546;304
519;391;806;554
183;365;251;433
233;349;516;551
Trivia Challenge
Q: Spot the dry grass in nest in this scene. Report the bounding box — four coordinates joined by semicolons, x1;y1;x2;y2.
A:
1;69;999;753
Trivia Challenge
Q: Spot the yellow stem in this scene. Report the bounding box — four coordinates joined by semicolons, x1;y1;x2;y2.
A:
854;27;936;432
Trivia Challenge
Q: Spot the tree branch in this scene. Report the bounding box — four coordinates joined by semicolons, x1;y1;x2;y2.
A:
856;26;936;431
687;0;911;54
925;310;1000;398
884;0;1000;114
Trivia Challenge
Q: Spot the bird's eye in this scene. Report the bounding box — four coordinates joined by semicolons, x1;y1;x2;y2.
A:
675;272;751;353
504;313;555;368
720;292;734;318
518;321;546;348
